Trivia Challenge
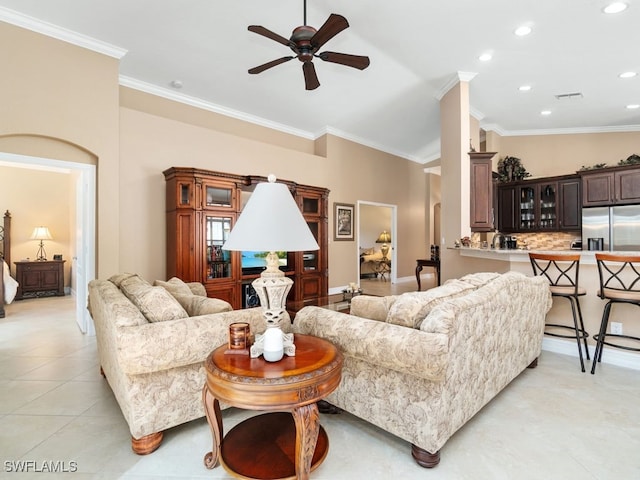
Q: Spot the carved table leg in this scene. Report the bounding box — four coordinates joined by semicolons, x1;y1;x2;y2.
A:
202;385;222;469
292;402;320;480
415;264;423;291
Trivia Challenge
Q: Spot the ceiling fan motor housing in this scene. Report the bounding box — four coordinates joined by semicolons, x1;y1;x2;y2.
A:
291;25;316;62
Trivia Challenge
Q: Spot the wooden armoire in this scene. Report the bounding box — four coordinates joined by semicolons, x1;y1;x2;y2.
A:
163;167;329;309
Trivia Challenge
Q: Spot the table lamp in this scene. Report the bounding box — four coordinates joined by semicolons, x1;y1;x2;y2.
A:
376;230;391;260
31;226;53;261
223;174;319;361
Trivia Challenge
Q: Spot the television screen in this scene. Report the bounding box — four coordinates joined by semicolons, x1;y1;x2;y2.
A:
241;251;288;271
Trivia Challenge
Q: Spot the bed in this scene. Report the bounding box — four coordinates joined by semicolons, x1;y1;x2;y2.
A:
1;210;18;318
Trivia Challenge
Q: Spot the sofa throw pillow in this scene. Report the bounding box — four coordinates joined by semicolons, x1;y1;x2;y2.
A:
456;272;501;288
173;294;233;316
154;277;193;298
120;277;188;323
386;281;478;329
108;273;147;288
350;295;399;322
187;282;207;297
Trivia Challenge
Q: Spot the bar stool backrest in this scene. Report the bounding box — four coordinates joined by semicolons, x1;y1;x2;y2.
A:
594;253;640;301
529;253;581;296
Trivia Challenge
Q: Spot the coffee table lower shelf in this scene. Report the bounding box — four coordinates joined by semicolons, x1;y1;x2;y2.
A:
221;412;329;480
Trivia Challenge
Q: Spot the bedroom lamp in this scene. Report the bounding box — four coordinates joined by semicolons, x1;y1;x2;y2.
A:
376;230;391;260
223;174;319;362
30;226;53;261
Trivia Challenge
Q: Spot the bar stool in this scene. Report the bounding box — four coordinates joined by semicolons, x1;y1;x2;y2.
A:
529;253;590;372
591;253;640;374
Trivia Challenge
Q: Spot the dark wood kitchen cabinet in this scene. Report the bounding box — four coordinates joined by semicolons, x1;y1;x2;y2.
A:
497;174;581;233
581;165;640;207
558;177;581;230
496;185;517;232
14;260;65;300
469;151;497;232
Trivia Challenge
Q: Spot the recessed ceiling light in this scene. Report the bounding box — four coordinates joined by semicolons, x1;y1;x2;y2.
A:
478;53;492;62
170;80;183;89
619;71;637;78
603;2;628;14
514;25;532;36
627;104;640;109
541;110;552;116
519;85;532;91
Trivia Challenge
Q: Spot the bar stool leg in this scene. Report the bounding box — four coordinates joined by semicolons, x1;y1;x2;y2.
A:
591;302;612;374
567;296;585;372
574;297;590;360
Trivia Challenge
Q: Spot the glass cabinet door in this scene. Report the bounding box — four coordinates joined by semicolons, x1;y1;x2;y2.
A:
206;216;232;279
204;184;234;209
303;221;320;271
519;186;536;230
538;183;557;229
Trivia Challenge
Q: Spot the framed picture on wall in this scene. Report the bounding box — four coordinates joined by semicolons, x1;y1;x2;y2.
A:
334;203;355;241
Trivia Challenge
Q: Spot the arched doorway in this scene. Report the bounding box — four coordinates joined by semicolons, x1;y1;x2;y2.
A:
0;136;97;334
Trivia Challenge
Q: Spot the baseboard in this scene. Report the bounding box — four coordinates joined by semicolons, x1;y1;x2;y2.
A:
542;337;640;371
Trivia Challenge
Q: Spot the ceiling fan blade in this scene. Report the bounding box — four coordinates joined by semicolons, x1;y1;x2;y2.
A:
248;25;294;48
303;62;320;90
310;14;349;50
318;52;370;70
248;56;295;74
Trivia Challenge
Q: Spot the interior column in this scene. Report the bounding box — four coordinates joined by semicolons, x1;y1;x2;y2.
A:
438;73;475;281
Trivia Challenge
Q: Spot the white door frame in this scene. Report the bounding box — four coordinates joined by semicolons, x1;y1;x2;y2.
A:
0;152;96;334
356;201;398;283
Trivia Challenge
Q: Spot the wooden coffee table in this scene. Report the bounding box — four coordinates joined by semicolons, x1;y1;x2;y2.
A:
202;334;343;480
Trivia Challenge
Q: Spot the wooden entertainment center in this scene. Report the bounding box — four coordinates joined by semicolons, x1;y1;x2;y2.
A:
163;167;329;309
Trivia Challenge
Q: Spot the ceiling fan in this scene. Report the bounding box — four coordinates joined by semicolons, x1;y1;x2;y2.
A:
248;0;370;90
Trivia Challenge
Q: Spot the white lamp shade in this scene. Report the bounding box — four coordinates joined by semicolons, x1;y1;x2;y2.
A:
223;176;319;252
30;226;53;240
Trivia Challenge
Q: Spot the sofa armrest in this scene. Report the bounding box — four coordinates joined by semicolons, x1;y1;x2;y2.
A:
293;306;448;381
117;308;291;375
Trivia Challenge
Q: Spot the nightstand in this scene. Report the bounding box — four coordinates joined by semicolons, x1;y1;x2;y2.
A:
14;260;65;300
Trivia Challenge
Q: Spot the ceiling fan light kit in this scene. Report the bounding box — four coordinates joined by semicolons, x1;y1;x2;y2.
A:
248;1;370;90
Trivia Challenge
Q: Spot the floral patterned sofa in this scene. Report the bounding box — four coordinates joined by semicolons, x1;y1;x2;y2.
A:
88;274;291;454
292;271;551;467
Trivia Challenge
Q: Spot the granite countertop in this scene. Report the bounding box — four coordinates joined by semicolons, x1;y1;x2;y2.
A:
452;246;640;264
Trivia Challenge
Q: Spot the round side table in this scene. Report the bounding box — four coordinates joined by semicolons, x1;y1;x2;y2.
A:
202;334;343;480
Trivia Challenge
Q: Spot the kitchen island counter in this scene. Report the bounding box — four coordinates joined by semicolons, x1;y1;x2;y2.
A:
451;246;640;371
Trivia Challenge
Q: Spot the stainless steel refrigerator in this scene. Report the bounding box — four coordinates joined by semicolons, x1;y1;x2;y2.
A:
582;205;640;251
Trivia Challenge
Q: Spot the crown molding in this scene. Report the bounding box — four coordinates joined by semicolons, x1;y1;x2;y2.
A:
0;6;127;59
119;76;315;140
480;123;508;136
481;122;640;137
469;106;485;121
435;71;478;101
318;127;422;163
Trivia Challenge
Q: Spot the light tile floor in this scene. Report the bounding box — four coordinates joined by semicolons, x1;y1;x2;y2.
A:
1;295;639;479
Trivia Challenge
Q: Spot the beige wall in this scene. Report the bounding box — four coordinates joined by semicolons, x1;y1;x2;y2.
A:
0;166;73;285
118;96;427;287
490;131;640;177
359;205;392;251
0;23;120;279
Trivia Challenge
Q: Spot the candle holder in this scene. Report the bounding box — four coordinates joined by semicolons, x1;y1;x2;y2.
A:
225;322;251;355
